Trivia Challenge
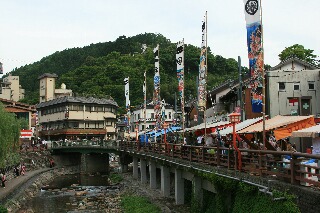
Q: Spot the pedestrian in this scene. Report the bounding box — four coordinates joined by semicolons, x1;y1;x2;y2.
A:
1;173;6;188
20;163;26;175
49;159;55;168
14;166;20;177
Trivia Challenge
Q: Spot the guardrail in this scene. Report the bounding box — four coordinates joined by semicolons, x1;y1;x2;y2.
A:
49;140;320;187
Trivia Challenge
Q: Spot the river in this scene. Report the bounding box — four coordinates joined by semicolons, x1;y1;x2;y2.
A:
18;173;122;213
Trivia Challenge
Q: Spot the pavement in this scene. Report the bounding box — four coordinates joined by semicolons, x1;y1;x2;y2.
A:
0;167;52;205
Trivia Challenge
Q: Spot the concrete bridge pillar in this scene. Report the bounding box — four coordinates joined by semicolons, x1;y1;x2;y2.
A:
132;157;139;179
161;165;170;197
140;159;147;184
81;153;109;174
194;176;203;205
149;160;157;189
175;169;184;205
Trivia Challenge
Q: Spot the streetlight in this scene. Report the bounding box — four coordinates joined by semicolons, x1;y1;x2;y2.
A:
228;112;241;170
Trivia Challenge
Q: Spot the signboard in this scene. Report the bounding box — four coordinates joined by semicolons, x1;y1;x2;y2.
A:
20;130;33;139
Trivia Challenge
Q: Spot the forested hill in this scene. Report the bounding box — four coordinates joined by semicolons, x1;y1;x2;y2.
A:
8;33;248;114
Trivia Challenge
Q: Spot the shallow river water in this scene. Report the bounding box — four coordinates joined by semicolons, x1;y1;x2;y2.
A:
19;173;122;213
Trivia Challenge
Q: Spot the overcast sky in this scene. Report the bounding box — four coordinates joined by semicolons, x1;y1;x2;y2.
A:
1;0;319;75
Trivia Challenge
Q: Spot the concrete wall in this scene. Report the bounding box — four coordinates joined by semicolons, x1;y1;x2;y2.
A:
81;153;109;174
268;68;320;118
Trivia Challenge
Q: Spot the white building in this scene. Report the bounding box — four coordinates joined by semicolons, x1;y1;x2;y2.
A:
38;73;73;103
267;57;320;118
130;102;177;132
0;75;25;101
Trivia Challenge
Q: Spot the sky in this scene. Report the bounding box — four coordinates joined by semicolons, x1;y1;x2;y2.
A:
1;0;319;75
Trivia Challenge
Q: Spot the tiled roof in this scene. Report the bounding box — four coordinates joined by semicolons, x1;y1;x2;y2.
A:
270;57;319;71
36;96;118;109
38;73;58;80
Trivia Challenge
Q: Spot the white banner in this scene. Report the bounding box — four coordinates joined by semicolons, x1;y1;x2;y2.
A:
243;0;261;26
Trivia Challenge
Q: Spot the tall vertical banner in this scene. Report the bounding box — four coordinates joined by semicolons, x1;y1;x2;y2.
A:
143;71;147;131
153;45;162;129
124;77;130;134
176;40;185;128
198;12;207;111
0;62;3;74
243;0;263;113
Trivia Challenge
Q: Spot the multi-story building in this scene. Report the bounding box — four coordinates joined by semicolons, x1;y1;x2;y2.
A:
0;75;25;101
130;102;177;132
38;73;73;103
267;57;320;117
36;96;118;140
0;98;36;129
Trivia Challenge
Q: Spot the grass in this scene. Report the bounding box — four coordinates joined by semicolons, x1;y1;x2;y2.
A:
121;195;161;213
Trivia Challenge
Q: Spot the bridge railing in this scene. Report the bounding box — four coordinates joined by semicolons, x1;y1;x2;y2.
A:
49;140;320;187
49;140;118;149
119;141;320;187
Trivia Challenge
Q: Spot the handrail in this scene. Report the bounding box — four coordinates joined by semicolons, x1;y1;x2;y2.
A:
50;140;320;187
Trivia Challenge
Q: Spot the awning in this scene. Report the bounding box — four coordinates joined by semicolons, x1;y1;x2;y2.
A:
291;125;320;138
185;121;230;132
238;115;315;141
213;117;264;136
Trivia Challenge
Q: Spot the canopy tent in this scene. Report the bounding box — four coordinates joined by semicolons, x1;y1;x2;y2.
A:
238;115;315;141
291;125;320;155
291;125;320;138
145;126;181;137
184;121;230;132
213;117;264;136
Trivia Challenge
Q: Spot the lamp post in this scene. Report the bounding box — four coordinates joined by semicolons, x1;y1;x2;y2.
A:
228;112;241;170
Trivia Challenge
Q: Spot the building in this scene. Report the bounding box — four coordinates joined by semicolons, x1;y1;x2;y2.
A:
0;98;36;129
267;57;320;118
38;73;73;103
0;75;25;102
130;102;177;132
36;96;118;140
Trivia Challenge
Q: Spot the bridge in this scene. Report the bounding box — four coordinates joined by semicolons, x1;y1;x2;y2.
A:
50;140;320;212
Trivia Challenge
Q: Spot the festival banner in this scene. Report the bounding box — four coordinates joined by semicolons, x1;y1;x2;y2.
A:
198;12;207;111
124;77;130;133
243;0;263;113
0;62;3;74
176;40;185;125
153;45;162;129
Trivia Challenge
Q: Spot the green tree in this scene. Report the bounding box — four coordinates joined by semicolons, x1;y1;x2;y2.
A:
278;44;319;65
0;103;21;167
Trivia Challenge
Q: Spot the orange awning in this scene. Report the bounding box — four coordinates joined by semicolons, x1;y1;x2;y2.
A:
238;115;314;137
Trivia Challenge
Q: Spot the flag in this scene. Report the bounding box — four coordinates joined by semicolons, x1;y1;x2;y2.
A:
198;12;207;111
289;98;299;106
243;0;263;113
0;62;3;74
153;44;162;129
176;40;185;116
124;77;130;133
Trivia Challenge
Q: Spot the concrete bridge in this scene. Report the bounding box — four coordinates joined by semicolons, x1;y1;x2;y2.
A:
50;140;320;212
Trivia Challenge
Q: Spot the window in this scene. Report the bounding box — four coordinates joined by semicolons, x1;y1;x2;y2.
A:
151;113;154;119
293;83;300;91
308;82;315;90
169;112;172;119
279;82;285;91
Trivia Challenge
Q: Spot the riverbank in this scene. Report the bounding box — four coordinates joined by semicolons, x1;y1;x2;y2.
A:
1;151;191;212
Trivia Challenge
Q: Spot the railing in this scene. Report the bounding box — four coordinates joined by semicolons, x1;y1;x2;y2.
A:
119;141;320;188
50;140;320;187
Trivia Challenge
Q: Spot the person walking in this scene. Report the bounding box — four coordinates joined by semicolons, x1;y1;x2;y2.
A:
1;173;6;188
20;163;26;176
